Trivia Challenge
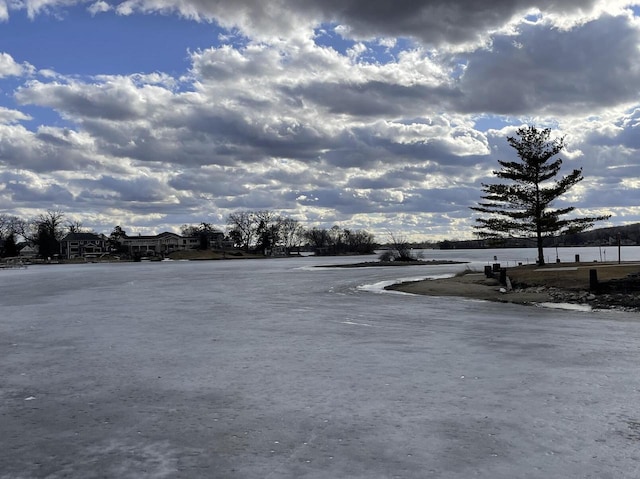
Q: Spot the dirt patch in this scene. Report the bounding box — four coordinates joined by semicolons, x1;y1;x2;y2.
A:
387;262;640;309
507;262;640;290
385;273;555;305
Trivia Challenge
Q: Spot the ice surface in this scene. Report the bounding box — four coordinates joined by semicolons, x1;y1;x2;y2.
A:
2;247;640;478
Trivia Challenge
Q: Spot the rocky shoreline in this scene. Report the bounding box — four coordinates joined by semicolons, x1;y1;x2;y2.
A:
387;272;640;312
517;285;640;312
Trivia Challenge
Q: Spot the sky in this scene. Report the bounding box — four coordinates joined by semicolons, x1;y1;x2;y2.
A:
1;0;640;241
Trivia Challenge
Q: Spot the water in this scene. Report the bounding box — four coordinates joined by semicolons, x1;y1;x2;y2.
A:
2;248;640;478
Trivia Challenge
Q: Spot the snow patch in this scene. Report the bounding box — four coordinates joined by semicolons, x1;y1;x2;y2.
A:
358;274;456;294
537;302;592;312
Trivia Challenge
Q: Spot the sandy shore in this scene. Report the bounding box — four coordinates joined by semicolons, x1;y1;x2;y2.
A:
386;272;555;305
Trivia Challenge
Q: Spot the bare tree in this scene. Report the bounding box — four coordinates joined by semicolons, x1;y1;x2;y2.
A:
65;220;85;234
0;214;24;257
227;211;257;251
328;225;344;254
0;214;24;240
381;231;417;262
304;227;330;253
346;229;376;254
254;210;280;253
32;210;65;258
278;217;304;254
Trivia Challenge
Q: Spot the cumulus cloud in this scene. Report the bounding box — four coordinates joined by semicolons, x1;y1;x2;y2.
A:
3;1;624;45
0;107;32;124
1;1;639;237
31;0;618;46
456;14;640;115
0;52;30;77
87;0;110;15
16;77;168;120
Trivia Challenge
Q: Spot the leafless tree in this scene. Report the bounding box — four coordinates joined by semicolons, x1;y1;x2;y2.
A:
227;211;257;251
65;220;85;234
30;210;65;258
278;217;304;254
381;230;417;262
0;214;24;240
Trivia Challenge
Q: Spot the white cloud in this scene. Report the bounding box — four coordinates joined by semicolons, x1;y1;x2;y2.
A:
87;0;110;15
0;52;27;77
1;1;640;239
8;1;631;46
456;14;640;116
0;1;8;22
0;107;32;124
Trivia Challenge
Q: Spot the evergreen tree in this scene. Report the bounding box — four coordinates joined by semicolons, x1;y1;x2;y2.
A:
471;126;609;265
3;233;18;257
108;226;128;253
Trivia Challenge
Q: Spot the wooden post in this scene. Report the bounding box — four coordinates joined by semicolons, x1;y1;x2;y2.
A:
484;265;493;278
618;232;621;264
499;268;507;286
589;269;598;292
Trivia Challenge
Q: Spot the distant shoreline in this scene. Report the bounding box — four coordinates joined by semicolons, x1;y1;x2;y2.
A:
320;260;467;268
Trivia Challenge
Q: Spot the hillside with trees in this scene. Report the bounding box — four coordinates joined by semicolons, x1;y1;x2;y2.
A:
437;223;640;250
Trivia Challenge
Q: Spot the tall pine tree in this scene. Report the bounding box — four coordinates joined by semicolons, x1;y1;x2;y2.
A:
472;126;609;265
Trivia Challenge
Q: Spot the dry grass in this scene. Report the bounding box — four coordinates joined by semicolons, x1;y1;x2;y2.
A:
507;262;640;290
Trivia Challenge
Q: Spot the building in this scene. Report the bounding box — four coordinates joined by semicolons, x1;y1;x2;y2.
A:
59;232;108;259
120;230;226;256
19;244;38;259
121;232;200;256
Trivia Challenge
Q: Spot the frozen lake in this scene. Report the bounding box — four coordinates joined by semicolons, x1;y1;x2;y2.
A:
2;247;640;478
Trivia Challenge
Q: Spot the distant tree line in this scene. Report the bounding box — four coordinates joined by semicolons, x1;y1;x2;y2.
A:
0;209;377;258
226;210;376;255
438;222;640;250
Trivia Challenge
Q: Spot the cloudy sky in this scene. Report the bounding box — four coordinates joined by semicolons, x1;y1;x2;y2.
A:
1;0;639;240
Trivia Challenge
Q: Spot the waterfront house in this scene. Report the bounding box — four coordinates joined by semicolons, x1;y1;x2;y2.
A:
59;232;108;259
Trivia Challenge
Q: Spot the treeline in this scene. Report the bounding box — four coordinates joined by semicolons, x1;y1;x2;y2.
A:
0;209;377;258
0;210;71;258
226;210;376;255
437;223;640;249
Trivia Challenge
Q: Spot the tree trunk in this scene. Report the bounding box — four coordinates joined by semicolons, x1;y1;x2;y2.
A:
537;230;545;266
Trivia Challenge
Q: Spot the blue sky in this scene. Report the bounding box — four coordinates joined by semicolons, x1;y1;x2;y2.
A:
2;8;221;76
1;1;640;240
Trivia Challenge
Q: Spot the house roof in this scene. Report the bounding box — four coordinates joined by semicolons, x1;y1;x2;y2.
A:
123;232;182;240
61;232;105;242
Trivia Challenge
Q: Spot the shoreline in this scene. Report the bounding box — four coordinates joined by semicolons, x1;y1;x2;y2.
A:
386;271;640;312
320;259;467;268
385;273;556;306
